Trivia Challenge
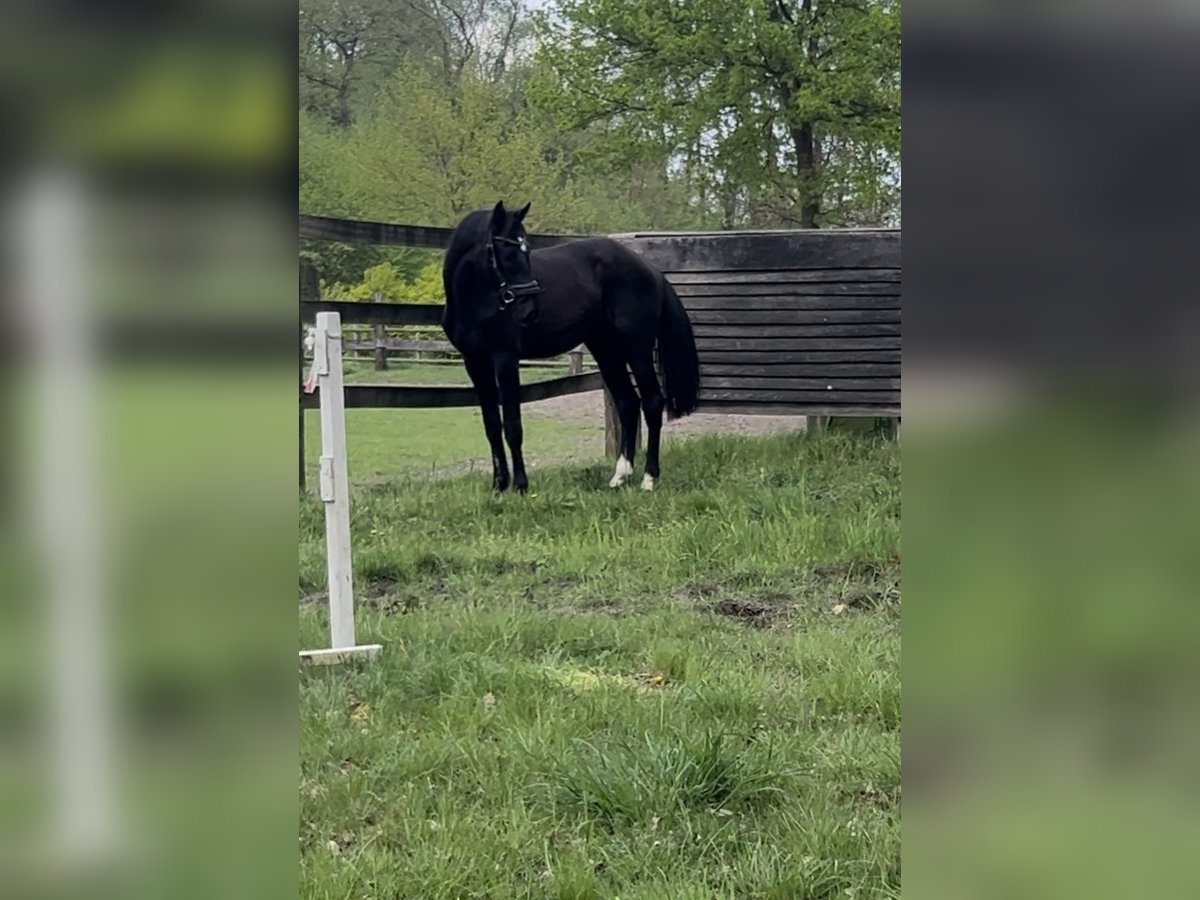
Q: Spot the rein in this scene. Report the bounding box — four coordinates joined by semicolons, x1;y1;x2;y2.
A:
486;234;542;310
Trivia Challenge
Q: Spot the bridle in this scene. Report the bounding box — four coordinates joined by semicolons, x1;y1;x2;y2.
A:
487;233;542;310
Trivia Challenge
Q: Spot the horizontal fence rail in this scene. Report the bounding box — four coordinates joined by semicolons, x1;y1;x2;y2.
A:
300;214;586;250
302;299;443;327
300;373;604;411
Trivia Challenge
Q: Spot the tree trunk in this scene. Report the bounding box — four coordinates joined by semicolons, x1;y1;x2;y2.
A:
792;122;820;229
334;55;356;128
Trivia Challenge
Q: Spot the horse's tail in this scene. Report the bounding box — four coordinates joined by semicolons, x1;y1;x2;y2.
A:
657;278;701;419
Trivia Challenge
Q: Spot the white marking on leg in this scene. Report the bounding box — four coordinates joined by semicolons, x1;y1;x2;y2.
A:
609;455;633;488
641;473;655;492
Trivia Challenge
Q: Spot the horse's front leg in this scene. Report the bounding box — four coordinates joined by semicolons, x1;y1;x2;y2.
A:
464;353;509;491
494;354;528;494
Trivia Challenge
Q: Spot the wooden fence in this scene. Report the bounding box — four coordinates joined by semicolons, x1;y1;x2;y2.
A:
615;230;900;417
338;323;586;373
298;294;603;412
299;214;900;483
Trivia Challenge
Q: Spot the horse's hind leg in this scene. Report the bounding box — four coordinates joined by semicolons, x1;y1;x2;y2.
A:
591;345;641;487
628;350;665;491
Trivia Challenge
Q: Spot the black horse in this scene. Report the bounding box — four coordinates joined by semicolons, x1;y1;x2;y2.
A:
442;201;700;493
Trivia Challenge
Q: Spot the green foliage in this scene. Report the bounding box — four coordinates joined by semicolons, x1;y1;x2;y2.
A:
323;260;444;302
298;0;901;284
532;0;901;227
299;57;717;285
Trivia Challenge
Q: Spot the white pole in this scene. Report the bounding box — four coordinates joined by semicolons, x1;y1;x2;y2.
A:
301;312;379;664
18;168;117;858
315;312;355;649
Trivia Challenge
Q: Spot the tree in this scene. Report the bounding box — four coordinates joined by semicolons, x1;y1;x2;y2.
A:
532;0;900;228
301;0;537;127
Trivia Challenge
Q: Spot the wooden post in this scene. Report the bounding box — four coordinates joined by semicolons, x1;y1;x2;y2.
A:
300;311;381;665
373;324;388;371
568;346;583;376
372;292;387;370
871;417;900;440
604;383;640;460
604;388;619;459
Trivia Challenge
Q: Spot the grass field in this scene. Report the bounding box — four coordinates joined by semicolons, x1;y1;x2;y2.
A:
307;359;600;481
299;421;900;898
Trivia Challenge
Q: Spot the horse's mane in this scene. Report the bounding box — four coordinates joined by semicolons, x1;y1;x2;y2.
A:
443;209;492;291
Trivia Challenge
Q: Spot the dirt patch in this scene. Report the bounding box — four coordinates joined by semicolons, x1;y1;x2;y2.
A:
811;559;900;581
811;558;901;615
713;598;775;626
527;389;810;438
841;583;902;611
566;596;626;617
377;594;423;615
844;782;899;809
360;577;451;615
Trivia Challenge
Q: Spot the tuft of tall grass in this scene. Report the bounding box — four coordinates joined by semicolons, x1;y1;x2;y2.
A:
542;729;792;829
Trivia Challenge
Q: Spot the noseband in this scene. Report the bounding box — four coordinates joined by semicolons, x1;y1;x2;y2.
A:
487;234;542;310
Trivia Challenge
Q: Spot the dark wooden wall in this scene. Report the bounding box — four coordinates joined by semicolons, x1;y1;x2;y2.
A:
614;230;900;417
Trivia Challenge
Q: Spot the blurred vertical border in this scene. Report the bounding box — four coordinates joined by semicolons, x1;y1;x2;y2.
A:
904;4;1200;898
0;2;297;898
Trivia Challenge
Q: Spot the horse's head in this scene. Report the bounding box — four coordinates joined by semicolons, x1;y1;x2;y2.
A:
487;201;540;321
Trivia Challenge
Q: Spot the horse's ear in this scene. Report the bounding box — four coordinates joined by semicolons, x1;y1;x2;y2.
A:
515;202;531;223
491;201;507;230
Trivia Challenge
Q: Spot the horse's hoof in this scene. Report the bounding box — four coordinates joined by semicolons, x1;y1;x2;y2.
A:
609;456;633;488
641;474;656;492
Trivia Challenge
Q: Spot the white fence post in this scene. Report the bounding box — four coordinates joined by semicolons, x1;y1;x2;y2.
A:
21;168;118;860
300;311;381;665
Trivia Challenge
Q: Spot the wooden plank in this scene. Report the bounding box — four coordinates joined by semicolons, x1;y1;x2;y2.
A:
676;284;900;299
701;363;900;377
689;309;898;325
691;328;897;340
301;372;604;410
617;230;900;272
667;268;900;285
344;339;454;352
301;299;444;327
696;337;900;352
701;376;900;391
699;349;901;363
300;213;584;249
700;388;898;404
676;294;902;312
698;402;900;417
299;645;382;665
342;340;583;371
693;323;900;338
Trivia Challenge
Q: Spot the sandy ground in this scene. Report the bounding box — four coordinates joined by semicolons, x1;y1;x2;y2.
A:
525;389;809;438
